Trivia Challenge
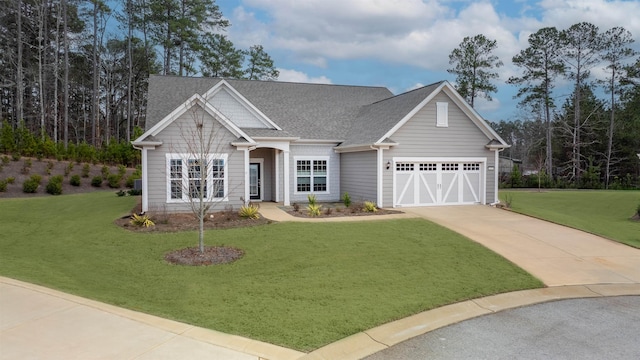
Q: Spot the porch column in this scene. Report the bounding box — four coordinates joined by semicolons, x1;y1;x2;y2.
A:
377;147;384;208
493;149;499;204
141;147;149;212
244;148;250;205
275;150;280;202
283;150;290;206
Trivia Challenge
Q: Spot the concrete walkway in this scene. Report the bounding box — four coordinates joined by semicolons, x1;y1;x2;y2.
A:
3;204;640;360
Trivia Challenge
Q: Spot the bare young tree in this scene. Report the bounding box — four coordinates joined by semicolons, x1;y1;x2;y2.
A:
172;99;231;253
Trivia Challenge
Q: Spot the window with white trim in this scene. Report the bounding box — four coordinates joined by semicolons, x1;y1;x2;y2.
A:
166;153;228;202
436;102;448;127
295;157;328;193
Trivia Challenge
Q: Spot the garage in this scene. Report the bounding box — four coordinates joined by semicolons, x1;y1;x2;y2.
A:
393;158;485;207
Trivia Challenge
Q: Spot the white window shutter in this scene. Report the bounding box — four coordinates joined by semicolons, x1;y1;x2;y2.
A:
436;102;448;127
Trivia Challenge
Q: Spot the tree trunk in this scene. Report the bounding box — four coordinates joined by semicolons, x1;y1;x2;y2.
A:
16;0;24;124
605;71;615;189
92;1;99;146
62;0;69;148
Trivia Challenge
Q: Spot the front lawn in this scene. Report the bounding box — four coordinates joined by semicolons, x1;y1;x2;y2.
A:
501;190;640;248
0;192;542;351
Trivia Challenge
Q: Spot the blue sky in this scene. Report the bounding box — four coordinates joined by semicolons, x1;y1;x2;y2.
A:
212;0;640;122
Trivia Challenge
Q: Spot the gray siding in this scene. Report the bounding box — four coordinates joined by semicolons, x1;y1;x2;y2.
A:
146;107;246;213
382;92;496;206
289;144;340;203
340;151;378;202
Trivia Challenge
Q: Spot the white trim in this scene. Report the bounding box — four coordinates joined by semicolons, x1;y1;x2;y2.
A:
203;80;282;130
293;156;330;195
283;151;290;206
243;149;250;205
141;147;149;212
164;153;229;203
493;149;500;204
376;147;384;207
275;150;280;202
249;158;264;201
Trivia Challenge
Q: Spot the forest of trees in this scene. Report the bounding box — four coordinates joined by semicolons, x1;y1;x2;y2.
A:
2;6;639;189
448;24;639;189
0;0;278;154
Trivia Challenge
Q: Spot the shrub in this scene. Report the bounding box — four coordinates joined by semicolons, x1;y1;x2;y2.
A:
239;204;260;219
0;179;7;192
292;203;300;212
116;190;127;197
130;213;155;228
107;174;121;188
6;177;15;184
127;189;142;196
81;163;91;178
70;175;81;186
307;203;322;217
47;161;55;172
1;155;9;165
307;194;317;206
20;166;30;175
12;153;20;161
342;192;351;207
117;164;127;177
22;178;39;193
30;174;42;184
363;201;378;212
101;165;110;179
46;175;63;195
503;193;514;208
23;159;32;168
91;176;103;187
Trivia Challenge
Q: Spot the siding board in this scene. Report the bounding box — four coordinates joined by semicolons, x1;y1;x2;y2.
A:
340;151;377;202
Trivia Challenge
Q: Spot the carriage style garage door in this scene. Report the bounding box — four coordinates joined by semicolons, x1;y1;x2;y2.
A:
393;158;485;207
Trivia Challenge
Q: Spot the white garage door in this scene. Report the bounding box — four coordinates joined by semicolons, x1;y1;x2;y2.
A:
394;159;484;207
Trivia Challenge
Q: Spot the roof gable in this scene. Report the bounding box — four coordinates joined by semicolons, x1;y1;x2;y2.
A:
376;81;507;146
203;80;281;130
133;93;255;146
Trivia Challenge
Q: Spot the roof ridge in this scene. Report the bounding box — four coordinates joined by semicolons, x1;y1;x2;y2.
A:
367;81;445;106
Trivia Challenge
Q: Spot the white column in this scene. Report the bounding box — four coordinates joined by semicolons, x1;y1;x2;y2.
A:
494;149;499;204
275;150;280;202
141;147;149;212
244;148;250;205
283;150;290;206
377;147;384;207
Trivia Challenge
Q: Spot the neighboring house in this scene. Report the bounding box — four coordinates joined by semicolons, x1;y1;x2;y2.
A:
132;75;509;213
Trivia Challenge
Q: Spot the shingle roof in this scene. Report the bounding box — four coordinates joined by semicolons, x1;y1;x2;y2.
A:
146;75;393;142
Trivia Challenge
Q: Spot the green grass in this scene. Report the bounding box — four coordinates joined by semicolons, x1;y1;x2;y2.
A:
0;192;542;351
501;190;640;248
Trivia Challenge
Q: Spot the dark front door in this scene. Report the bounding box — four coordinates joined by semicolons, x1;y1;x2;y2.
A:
249;163;261;200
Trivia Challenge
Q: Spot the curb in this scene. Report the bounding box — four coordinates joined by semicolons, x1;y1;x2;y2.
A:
298;284;640;360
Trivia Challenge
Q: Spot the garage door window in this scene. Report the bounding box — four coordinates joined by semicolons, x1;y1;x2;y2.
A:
442;163;458;171
396;163;414;171
419;163;437;171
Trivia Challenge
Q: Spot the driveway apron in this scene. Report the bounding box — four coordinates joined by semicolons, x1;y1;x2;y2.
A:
404;205;640;286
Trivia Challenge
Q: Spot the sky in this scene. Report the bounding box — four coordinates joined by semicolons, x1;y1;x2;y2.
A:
212;0;640;122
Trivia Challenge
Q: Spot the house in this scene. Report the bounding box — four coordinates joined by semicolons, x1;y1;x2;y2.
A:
132;75;509;213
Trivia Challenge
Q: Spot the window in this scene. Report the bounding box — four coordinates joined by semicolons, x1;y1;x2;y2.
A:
295;157;328;193
166;154;228;202
419;163;437;171
436;102;448;127
396;163;414;172
464;163;480;171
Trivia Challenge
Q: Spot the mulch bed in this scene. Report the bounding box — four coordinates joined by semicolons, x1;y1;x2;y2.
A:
115;210;272;232
164;246;244;266
284;203;402;218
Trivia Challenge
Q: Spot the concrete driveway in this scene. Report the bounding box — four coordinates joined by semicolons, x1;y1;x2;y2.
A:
404;205;640;286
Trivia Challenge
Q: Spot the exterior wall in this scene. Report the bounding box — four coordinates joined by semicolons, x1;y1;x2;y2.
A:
288;143;341;203
207;88;269;128
340;151;378;202
249;148;274;201
146;107;246;213
382;92;497;206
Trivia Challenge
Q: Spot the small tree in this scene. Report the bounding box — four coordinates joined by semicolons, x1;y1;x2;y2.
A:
174;98;233;254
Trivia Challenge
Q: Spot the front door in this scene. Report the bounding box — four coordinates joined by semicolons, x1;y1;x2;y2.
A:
249;163;261;200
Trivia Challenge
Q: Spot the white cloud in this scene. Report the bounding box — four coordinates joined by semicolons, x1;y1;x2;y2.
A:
276;69;333;84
